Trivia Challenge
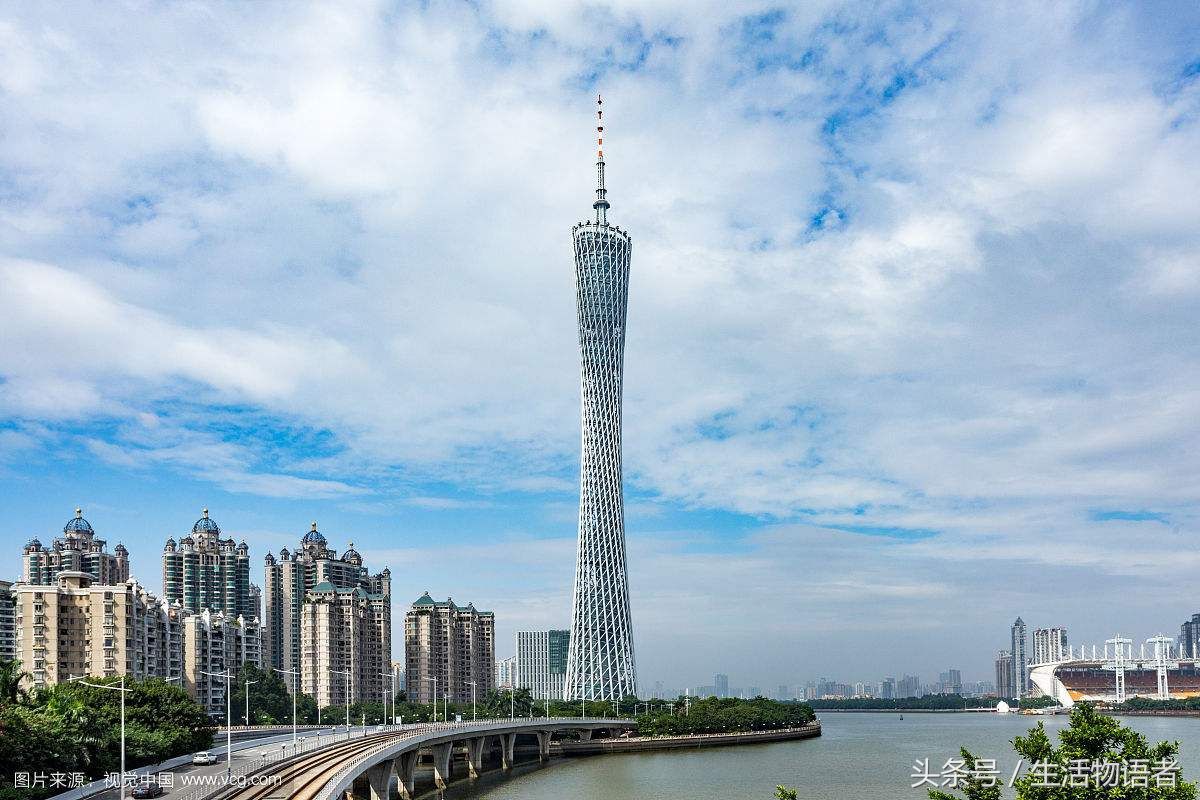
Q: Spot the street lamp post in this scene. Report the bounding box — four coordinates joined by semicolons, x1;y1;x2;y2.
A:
68;675;130;800
466;680;477;721
199;669;233;776
272;667;299;746
380;671;396;725
331;669;352;738
423;676;437;722
244;679;258;726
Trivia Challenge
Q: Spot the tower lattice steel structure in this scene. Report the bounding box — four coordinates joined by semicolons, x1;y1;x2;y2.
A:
564;95;637;701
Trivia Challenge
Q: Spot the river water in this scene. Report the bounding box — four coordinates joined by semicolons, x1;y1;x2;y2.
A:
442;712;1200;799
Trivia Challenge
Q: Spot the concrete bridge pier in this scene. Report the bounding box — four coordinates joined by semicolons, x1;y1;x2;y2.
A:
536;731;551;762
394;752;419;800
500;733;517;770
431;743;454;789
365;756;396;800
466;737;486;779
577;728;593;741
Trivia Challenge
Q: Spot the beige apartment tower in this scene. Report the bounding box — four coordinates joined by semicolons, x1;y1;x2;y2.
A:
300;582;390;709
182;609;262;717
13;572;182;690
405;593;495;704
263;524;391;683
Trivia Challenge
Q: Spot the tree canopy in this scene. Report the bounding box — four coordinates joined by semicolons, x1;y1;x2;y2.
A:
930;703;1196;800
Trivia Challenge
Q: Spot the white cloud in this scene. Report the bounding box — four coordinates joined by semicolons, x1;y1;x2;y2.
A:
1;0;1199;682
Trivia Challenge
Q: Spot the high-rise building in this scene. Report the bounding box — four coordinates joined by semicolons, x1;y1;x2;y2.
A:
182;609;261;717
0;580;15;662
1011;618;1029;696
496;657;516;690
405;593;495;704
881;677;896;700
514;630;570;700
393;661;406;694
162;509;256;621
13;572;180;690
1033;627;1069;665
777;684;791;700
938;669;962;695
714;673;729;698
1180;614;1200;659
996;649;1015;699
897;675;921;698
300;582;390;709
565;96;637;702
23;509;129;585
262;523;391;681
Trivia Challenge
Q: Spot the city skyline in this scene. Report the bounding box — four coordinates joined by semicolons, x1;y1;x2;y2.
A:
2;2;1200;689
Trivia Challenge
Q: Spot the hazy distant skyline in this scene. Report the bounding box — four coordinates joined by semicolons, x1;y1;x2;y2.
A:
1;1;1199;690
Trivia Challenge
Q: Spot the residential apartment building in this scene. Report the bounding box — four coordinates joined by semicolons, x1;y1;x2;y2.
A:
0;580;14;662
162;509;256;619
514;629;569;700
405;593;495;704
996;649;1015;700
1011;617;1030;696
299;582;390;709
182;609;261;718
13;572;179;690
23;509;129;585
262;524;391;682
1033;627;1069;665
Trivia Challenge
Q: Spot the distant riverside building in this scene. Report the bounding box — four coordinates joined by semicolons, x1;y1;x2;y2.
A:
0;580;15;662
996;649;1015;699
1180;614;1200;659
1033;627;1069;665
514;630;570;700
182;608;261;717
405;593;495;704
23;509;129;585
262;523;391;681
896;675;921;699
162;509;257;620
714;673;729;698
496;657;515;690
13;572;181;690
300;581;390;709
938;669;962;695
1011;617;1029;697
777;684;791;700
880;676;896;700
392;661;406;693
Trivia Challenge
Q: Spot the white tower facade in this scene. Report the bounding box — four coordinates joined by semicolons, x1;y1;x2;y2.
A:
565;95;637;701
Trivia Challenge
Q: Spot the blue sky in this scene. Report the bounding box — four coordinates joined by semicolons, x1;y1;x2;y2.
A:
2;1;1200;691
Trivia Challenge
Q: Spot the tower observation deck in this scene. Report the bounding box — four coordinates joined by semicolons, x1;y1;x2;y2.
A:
564;95;637;701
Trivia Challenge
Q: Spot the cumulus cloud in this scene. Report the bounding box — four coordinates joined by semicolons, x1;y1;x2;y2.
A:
1;0;1198;683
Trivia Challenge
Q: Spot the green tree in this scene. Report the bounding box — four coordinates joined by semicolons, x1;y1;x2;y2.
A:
775;786;798;799
0;660;29;707
229;664;319;725
931;703;1195;800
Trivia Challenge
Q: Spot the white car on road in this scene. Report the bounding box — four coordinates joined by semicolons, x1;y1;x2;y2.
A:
191;752;217;766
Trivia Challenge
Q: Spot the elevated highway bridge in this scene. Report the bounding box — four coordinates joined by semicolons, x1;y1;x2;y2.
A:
194;718;634;800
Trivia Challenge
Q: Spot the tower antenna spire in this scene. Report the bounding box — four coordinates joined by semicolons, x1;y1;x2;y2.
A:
593;93;609;225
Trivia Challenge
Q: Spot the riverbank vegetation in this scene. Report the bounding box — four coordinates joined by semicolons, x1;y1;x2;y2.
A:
0;659;214;800
1119;696;1200;713
633;696;816;737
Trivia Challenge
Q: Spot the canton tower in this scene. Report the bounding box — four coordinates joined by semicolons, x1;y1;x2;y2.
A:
565;95;638;701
